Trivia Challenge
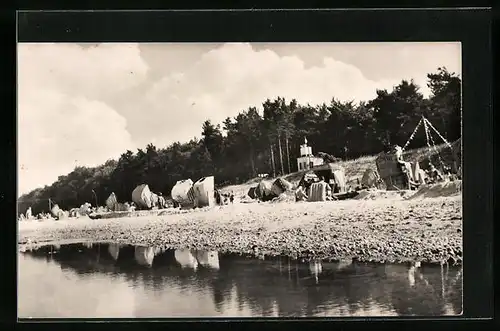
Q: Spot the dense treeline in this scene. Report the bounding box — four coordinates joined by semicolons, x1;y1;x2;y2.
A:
18;68;461;215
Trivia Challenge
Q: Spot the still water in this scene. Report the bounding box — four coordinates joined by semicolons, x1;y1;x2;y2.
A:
18;241;462;318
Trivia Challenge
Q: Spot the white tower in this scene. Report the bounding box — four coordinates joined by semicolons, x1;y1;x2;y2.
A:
297;137;323;171
300;137;313;157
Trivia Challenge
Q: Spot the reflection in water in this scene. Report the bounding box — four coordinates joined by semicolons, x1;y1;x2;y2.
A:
309;260;322;284
135;246;155;267
108;243;120;261
18;242;463;318
408;265;417;287
335;258;353;271
195;251;220;270
174;249;199;270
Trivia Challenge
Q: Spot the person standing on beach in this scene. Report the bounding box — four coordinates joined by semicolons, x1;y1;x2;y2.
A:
394;145;415;187
229;191;234;204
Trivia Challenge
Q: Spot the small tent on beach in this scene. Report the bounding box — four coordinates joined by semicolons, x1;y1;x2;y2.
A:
171;179;195;207
106;192;118;211
271;177;294;196
247;187;257;199
50;204;68;220
50;204;60;217
255;180;274;201
192;176;215;208
132;184;153;209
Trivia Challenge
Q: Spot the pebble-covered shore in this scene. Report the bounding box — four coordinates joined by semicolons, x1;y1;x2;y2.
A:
18;195;462;265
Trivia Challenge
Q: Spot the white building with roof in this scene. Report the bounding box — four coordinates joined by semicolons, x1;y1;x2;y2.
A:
296;138;324;171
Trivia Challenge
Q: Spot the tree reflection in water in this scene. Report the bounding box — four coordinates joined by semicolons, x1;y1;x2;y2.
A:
19;242;463;317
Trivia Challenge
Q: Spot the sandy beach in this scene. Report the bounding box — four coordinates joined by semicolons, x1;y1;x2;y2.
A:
18;186;462;265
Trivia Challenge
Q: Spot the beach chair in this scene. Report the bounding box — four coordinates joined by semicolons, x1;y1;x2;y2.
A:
375;152;412;190
308;182;328;202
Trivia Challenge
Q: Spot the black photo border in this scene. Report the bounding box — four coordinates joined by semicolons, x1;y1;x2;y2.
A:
2;5;494;329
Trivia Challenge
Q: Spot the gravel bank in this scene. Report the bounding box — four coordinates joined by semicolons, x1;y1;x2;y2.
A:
18;194;462;265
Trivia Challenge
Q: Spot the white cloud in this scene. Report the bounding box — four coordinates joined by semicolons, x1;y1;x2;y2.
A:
18;43;149;100
126;43;401;147
17;43;147;195
254;42;461;96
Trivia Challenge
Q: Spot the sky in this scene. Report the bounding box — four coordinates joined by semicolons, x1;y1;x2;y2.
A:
17;42;461;196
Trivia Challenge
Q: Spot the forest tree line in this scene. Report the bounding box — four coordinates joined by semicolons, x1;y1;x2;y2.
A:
18;67;461;214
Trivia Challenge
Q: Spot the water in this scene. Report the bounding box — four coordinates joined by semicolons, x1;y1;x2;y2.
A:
18;242;462;318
